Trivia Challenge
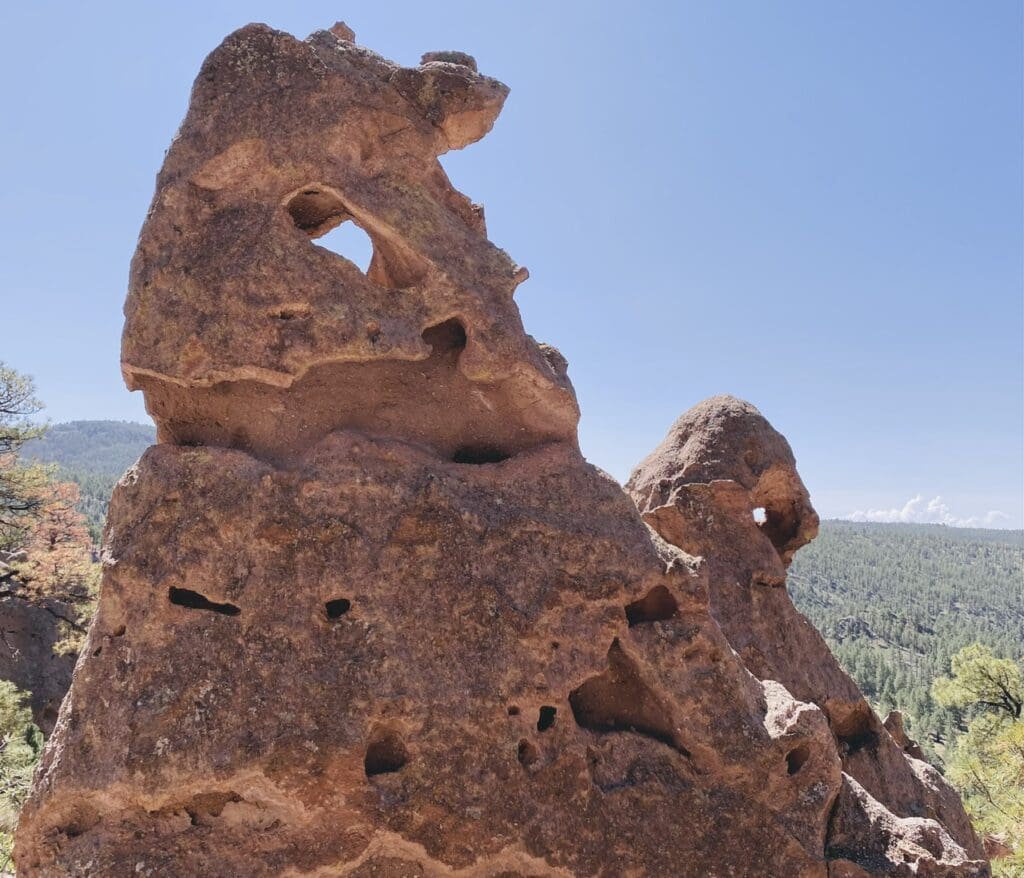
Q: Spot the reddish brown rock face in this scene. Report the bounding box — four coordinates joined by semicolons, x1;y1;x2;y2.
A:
15;23;987;878
627;396;987;876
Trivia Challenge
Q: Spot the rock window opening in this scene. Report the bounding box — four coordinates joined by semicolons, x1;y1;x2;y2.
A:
753;507;767;524
316;221;374;273
286;187;373;273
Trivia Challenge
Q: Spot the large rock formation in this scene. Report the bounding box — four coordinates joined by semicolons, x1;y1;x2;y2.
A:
15;23;987;878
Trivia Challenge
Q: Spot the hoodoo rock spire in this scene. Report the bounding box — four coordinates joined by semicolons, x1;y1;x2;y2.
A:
15;24;988;878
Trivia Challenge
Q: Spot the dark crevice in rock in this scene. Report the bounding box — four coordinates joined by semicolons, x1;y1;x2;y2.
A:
168;587;240;617
451;445;511;465
625;585;679;627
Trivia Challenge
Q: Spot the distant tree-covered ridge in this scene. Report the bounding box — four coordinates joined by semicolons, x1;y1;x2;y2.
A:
22;421;154;541
789;520;1024;760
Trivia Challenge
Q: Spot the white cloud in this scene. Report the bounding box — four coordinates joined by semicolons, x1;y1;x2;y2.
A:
846;495;1010;529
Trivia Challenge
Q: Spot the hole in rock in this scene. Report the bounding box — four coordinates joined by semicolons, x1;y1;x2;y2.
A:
625;585;679;627
452;445;512;465
569;641;688;755
168;587;240;617
364;726;409;777
285;187;376;273
421;318;467;355
752;507;767;524
840;727;879;756
786;744;811;775
833;706;880;756
316;220;374;273
517;739;538;767
325;598;352;620
537;706;557;732
507;705;521;716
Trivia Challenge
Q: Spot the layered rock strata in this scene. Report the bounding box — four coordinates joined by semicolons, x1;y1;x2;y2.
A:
15;22;987;878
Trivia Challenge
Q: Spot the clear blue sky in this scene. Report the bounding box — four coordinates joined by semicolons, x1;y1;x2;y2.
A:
1;1;1021;527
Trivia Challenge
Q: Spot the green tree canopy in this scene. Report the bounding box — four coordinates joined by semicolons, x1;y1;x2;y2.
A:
0;681;43;868
934;645;1024;875
932;643;1023;720
0;363;49;548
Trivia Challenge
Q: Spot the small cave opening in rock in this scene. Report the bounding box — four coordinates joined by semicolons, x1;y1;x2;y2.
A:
840;727;880;756
507;705;521;716
625;585;679;627
569;640;688;755
364;726;409;777
834;707;880;756
325;598;352;620
786;744;811;775
517;738;538;767
537;706;557;732
421;318;467;355
168;587;240;617
452;445;512;465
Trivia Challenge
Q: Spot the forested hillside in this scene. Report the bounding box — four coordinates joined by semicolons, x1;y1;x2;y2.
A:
789;521;1024;758
22;421;154;540
21;421;1024;762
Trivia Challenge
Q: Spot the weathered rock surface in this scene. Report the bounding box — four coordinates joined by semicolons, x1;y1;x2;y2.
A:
627;396;987;875
121;21;576;465
16;21;987;878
